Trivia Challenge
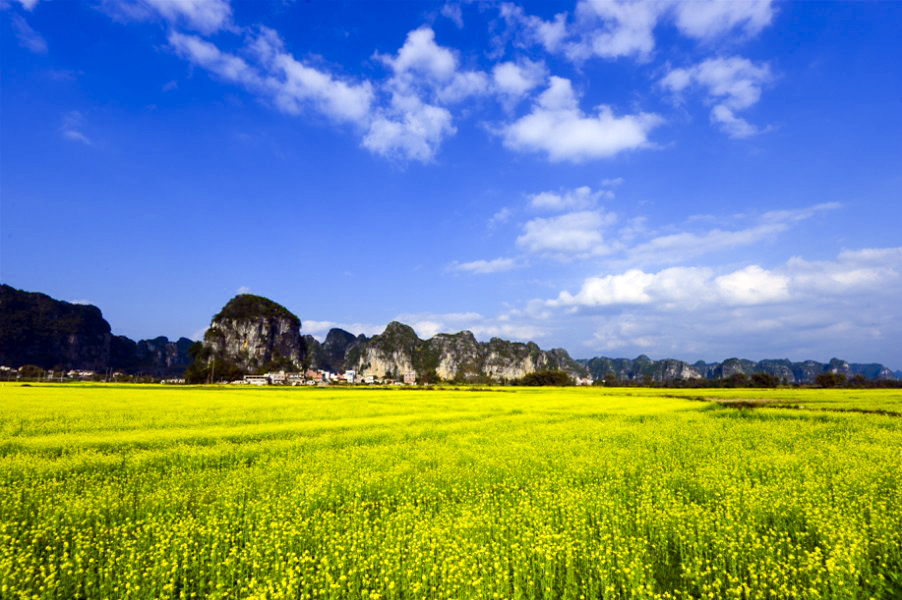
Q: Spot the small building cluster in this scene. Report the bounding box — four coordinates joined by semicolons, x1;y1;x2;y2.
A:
234;369;418;387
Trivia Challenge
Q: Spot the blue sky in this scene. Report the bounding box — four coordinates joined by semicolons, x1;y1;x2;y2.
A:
2;0;900;367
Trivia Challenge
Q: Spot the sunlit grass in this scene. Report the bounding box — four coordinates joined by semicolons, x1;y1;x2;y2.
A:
1;383;900;599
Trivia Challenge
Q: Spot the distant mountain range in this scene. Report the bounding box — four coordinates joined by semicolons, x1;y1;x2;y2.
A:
0;285;192;377
1;284;897;383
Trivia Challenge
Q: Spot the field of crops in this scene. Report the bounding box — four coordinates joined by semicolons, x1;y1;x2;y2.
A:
1;384;900;599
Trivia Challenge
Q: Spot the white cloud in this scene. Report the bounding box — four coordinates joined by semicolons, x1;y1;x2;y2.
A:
661;56;772;138
623;203;839;266
364;27;487;160
362;93;455;162
528;185;611;211
381;27;457;81
61;111;92;145
504;1;775;64
380;27;488;104
569;0;661;60
169;29;374;125
14;0;40;10
543;246;901;362
10;14;46;54
169;32;261;85
488;207;513;228
550;246;901;313
498;4;569;53
236;286;251;294
672;0;774;40
517;210;616;257
162;80;178;92
501;76;662;162
440;3;463;28
714;265;790;305
105;0;232;34
449;258;517;275
257;30;374;123
492;59;547;103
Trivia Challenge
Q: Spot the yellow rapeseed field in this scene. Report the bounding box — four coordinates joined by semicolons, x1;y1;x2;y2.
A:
1;384;900;599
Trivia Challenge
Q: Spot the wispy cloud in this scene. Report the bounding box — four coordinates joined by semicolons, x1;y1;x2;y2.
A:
60;111;92;145
99;0;232;34
622;203;840;266
10;13;47;54
448;257;517;275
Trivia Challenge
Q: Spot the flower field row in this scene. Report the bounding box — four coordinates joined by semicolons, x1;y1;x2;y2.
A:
1;384;900;599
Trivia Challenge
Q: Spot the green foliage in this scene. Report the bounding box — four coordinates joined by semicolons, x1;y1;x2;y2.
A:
816;372;848;388
17;364;45;379
751;372;780;387
212;294;300;329
515;369;574;386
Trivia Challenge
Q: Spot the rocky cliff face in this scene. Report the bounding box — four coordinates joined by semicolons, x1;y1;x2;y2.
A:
202;294;305;372
0;284;112;370
0;284;196;375
582;355;896;384
302;322;588;383
111;335;194;376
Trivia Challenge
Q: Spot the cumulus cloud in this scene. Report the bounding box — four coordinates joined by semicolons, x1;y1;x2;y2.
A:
377;27;488;104
365;27;488;160
568;0;661;60
492;59;547;105
448;257;517;275
671;0;774;40
551;246;900;313
517;210;617;257
543;246;901;362
568;0;774;61
10;13;47;53
362;94;455;162
501;76;662;162
500;1;775;64
661;56;772;138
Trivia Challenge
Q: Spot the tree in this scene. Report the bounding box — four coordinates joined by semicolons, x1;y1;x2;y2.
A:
815;372;847;388
751;372;778;388
18;364;45;379
517;370;573;386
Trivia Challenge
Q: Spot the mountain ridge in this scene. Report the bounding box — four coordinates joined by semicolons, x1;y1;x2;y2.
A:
1;284;897;383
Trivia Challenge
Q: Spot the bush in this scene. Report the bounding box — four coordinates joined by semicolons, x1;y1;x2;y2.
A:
515;370;574;386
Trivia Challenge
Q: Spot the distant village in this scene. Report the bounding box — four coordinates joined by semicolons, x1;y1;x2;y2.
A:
1;364;597;387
